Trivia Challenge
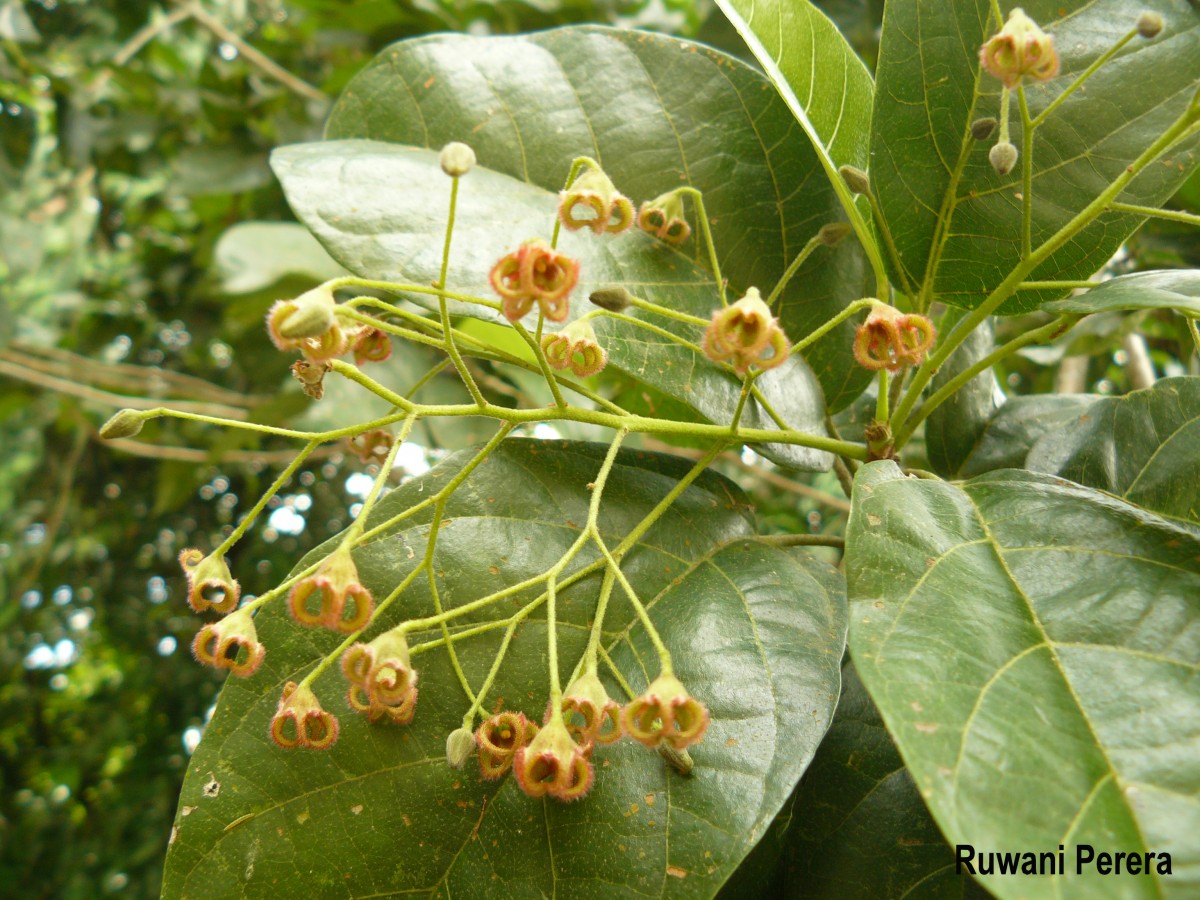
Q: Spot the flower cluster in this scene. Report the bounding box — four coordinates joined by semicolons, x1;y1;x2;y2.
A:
540;320;608;377
472;670;708;803
979;8;1059;88
489;239;580;323
558;166;634;235
341;629;419;725
701;288;791;374
266;283;393;370
852;306;937;372
288;547;375;633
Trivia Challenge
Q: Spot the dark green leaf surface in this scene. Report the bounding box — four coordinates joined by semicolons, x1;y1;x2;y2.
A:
871;0;1200;312
1027;376;1200;525
956;393;1101;478
1043;269;1200;318
320;26;872;411
273;140;832;471
925;313;999;477
778;663;990;898
163;440;847;898
847;461;1200;899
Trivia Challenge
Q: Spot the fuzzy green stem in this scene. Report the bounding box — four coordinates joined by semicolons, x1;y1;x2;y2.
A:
1031;27;1140;129
765;233;823;309
327;275;501;313
1108;202;1200;228
1018;86;1034;260
875;370;890;424
424;500;477;704
345;417;414;542
626;294;712;328
551;156;596;250
214;441;317;556
1189;318;1200;357
512;319;567;409
791;298;884;356
409;617;514;656
679;188;726;306
329;360;417;411
437;174;487;407
730;373;755;433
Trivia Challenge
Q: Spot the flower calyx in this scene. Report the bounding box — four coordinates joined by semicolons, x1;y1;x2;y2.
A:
557;671;622;749
288;546;374;633
178;548;240;614
701;287;791;375
558;165;634;235
351;326;392;366
636;189;690;244
489;240;581;323
191;606;265;677
99;408;148;440
540;319;608;377
979;8;1059;88
852;305;937;373
446;726;477;769
269;681;339;750
622;673;710;751
476;711;539;779
513;717;593;801
347;428;393;464
341;627;418;724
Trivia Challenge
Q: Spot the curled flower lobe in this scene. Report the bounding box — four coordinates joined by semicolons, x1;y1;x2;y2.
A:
558;166;634;235
979;8;1059;88
352;327;392;365
513;718;593;801
558;671;623;748
475;711;539;779
701;288;791;374
288;547;374;633
489;240;580;323
190;607;264;677
341;628;419;725
269;681;339;750
622;673;710;751
853;307;937;373
539;319;608;378
299;322;350;364
179;548;240;614
637;189;690;245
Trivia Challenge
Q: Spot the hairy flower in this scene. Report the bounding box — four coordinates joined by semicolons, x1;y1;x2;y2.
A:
288;547;374;633
558;166;634;235
489;240;580;323
852;306;937;373
352;327;392;365
623;673;710;751
190;607;265;677
298;323;350;364
701;287;790;374
341;628;418;725
266;284;337;350
291;359;331;400
636;189;690;244
540;319;608;377
513;717;593;801
178;548;240;614
979;8;1059;88
269;681;339;750
475;711;539;779
347;428;393;464
556;671;622;749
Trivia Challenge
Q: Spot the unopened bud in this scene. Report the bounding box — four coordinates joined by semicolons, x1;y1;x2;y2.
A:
589;286;634;313
446;727;476;768
99;408;147;440
989;141;1019;175
276;285;336;340
440;142;476;177
970;117;997;141
817;222;852;246
838;164;870;195
1136;11;1163;38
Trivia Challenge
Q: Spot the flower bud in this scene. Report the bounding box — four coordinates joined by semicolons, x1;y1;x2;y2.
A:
589;286;634;312
838;164;870;195
99;409;147;440
979;8;1059;88
446;727;477;769
636;189;690;245
970;117;998;141
439;141;476;177
274;285;336;341
989;141;1019;175
1136;11;1163;39
817;222;852;246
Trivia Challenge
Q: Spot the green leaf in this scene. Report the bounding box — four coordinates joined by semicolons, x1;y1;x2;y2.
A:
925;313;999;478
214;222;346;295
956;393;1101;478
273;140;833;471
164;440;848;898
847;461;1200;899
871;0;1200;313
321;25;872;411
773;663;990;898
1027;376;1200;525
1043;269;1200;318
